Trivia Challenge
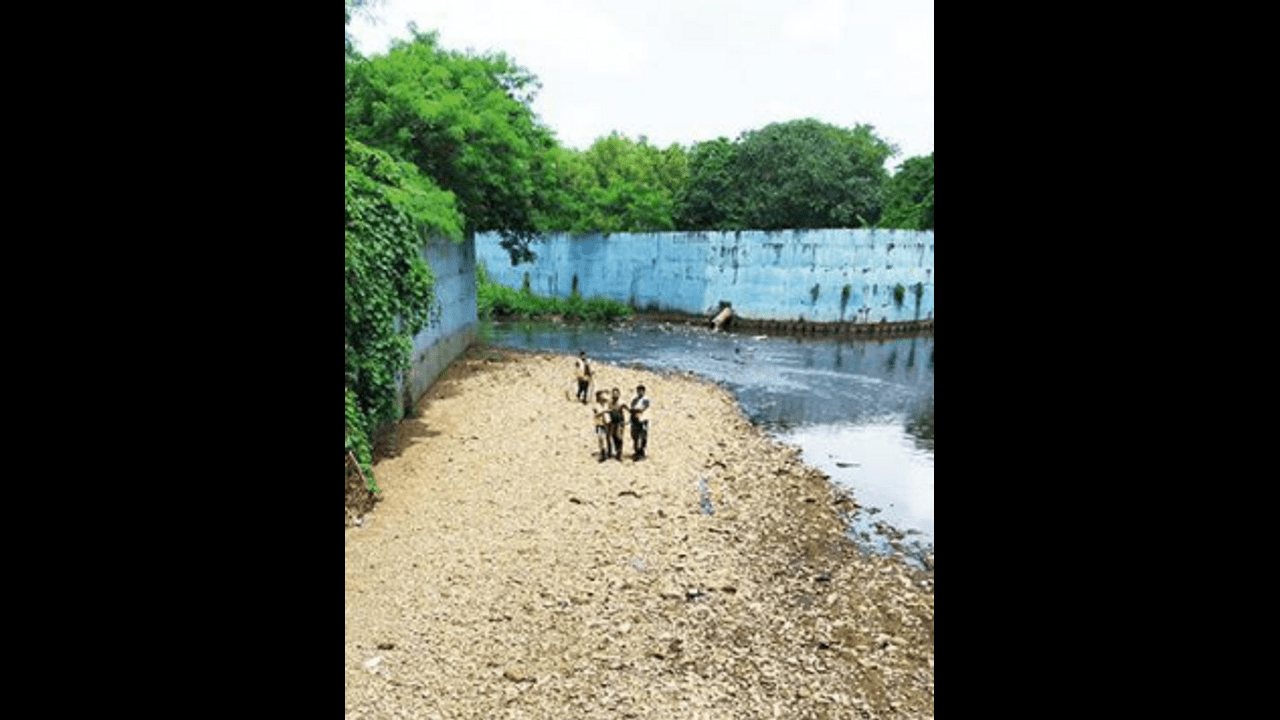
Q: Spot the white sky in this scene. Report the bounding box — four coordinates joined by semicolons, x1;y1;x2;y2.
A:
347;0;933;172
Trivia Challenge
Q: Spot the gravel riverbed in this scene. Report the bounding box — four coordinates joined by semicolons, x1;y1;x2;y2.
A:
345;347;934;719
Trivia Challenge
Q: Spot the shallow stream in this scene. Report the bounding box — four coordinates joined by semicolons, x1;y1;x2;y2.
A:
482;319;934;569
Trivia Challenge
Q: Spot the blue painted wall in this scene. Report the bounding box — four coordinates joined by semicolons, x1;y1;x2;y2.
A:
393;234;478;418
477;229;934;323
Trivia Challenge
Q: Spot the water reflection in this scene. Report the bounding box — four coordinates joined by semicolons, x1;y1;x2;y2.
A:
905;396;934;451
776;422;933;564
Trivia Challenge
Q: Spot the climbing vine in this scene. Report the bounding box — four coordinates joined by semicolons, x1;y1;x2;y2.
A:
345;134;462;489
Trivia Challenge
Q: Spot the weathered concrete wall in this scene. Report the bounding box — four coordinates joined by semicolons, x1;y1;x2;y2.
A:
476;229;934;323
394;234;478;419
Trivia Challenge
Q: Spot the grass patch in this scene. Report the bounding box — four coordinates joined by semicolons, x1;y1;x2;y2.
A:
477;263;632;323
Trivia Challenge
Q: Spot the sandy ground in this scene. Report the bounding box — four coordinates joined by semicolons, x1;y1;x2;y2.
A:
345;347;934;719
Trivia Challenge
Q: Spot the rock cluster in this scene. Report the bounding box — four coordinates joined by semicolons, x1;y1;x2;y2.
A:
345;348;934;719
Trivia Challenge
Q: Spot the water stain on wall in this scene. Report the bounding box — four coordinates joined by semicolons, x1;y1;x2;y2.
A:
802;243;818;271
477;230;933;323
718;244;741;284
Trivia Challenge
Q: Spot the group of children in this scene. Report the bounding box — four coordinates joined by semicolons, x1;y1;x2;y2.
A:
574;351;650;462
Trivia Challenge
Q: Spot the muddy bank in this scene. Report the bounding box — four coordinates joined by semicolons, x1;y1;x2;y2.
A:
345;347;934;719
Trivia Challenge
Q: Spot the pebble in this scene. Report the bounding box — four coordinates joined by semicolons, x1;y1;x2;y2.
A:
502;667;532;682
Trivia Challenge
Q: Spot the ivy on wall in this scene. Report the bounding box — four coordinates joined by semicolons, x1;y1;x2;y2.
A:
345;134;462;489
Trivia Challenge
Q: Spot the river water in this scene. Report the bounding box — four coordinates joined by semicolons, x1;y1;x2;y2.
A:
481;319;934;569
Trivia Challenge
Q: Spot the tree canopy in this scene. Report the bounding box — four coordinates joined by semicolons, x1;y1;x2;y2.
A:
536;133;688;234
345;27;558;264
673;137;741;231
880;152;934;230
675;119;898;231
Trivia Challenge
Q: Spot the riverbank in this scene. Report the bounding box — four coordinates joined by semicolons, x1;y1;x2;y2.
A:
345;347;934;718
501;308;934;339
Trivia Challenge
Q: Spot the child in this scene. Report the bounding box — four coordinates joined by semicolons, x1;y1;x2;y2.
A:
629;384;650;459
574;351;592;404
608;387;628;462
592;390;611;461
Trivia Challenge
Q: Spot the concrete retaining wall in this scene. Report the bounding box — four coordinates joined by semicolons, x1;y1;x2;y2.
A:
393;234;478;421
476;229;934;323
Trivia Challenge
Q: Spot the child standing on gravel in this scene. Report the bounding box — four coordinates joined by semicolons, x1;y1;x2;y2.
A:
608;387;628;462
573;351;592;404
629;384;650;459
592;390;611;461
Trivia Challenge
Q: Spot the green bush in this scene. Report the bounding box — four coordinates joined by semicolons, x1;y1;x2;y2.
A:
346;135;460;491
476;262;632;322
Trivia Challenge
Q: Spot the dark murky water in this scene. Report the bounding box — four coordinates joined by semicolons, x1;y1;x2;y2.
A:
482;319;934;568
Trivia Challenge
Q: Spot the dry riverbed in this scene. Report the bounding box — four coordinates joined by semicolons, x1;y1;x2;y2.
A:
345;347;934;719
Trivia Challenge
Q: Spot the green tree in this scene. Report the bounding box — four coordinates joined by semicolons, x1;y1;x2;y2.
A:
585;178;674;233
579;133;673;232
730;119;897;230
578;133;682;233
880;153;934;230
345;27;558;264
530;145;596;232
536;132;687;234
674;136;742;230
653;142;691;200
675;119;896;231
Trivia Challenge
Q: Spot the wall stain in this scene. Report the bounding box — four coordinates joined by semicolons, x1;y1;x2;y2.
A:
476;230;933;323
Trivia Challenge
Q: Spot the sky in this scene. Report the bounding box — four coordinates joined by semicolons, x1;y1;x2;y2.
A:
347;0;933;172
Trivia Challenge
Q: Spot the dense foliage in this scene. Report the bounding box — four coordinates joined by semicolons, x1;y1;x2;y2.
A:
880;152;934;230
671;137;739;231
674;119;898;231
543;121;915;235
345;134;461;487
345;26;558;264
534;133;688;234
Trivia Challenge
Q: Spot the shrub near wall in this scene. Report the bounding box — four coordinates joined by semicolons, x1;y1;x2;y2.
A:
346;135;462;492
476;262;633;323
